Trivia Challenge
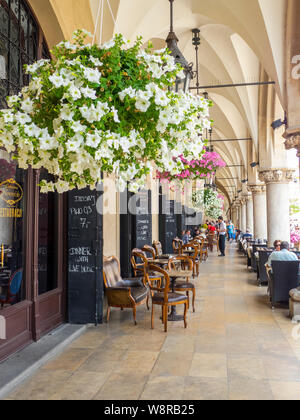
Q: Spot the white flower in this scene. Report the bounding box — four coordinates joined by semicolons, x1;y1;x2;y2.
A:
16;112;32;124
24;123;41;137
111;106;120;123
86;133;101;148
60;105;74;121
6;95;20;108
83;68;102;84
40;182;55;193
101;39;115;50
40;135;58;151
68;85;82;100
49;73;65;88
2;110;14;123
55;180;70;194
71;120;85;133
90;56;103;67
21;98;34;113
119;87;136;101
70;161;84;175
155;90;170;107
156;120;167;133
81;86;97;99
66;134;84;152
135;98;150;113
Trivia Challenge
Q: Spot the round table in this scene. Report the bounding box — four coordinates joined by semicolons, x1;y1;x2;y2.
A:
165;269;193;321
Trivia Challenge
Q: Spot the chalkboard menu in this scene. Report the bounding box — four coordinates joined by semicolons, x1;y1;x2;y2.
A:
134;189;152;249
120;189;152;278
159;197;178;254
68;188;103;324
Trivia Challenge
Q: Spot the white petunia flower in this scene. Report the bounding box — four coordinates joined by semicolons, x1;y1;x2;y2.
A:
111;106;120;123
15;112;32;124
135;98;150;113
81;86;97;99
21;98;34;113
90;56;103;67
83;68;102;84
49;73;65;88
86;133;101;148
101;39;115;50
71;120;85;133
60;105;74;121
68;85;82;100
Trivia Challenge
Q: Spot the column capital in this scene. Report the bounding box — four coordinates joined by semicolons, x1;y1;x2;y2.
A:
243;192;252;202
283;130;300;158
258;169;295;185
248;184;266;194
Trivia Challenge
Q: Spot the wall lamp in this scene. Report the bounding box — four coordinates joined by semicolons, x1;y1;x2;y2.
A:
241;179;248;184
271;117;287;130
250;162;259;168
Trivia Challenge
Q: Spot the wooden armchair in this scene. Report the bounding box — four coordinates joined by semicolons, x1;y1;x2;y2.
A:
172;238;183;255
103;256;148;325
131;248;147;277
142;245;156;261
168;256;196;312
182;243;200;278
153;240;174;259
146;264;188;332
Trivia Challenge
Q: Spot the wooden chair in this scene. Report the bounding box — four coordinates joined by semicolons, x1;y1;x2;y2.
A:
142;245;156;261
182;243;200;278
131;249;163;289
153;240;174;259
131;248;147;277
172;238;183;255
103;256;148;325
199;239;208;262
168;256;196;312
146;264;188;332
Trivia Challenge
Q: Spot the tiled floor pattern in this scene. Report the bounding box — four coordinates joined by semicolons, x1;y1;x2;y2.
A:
5;244;300;400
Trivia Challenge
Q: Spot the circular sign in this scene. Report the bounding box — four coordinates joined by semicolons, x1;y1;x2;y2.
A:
0;179;23;206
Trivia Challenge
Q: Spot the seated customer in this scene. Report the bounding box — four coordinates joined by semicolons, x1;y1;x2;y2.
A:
182;230;191;245
242;229;253;240
266;241;298;272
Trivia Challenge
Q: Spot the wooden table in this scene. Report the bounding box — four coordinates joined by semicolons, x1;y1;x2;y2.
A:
148;259;169;267
165;269;193;321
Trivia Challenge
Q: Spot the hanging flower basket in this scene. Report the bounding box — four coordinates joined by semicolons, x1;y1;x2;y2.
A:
191;188;224;219
0;30;212;193
156;150;225;186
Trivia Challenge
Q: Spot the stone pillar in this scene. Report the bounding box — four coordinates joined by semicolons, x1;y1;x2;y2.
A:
259;169;295;245
240;199;247;233
245;193;254;234
232;205;238;227
249;185;268;240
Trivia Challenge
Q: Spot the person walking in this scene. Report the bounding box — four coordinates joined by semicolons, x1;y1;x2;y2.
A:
218;216;227;257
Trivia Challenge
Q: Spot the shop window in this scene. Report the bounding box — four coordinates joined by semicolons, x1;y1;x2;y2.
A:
38;170;58;295
0;150;26;306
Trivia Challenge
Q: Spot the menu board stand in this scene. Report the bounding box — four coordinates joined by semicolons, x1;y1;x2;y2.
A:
120;189;152;278
67;188;103;325
159;193;178;254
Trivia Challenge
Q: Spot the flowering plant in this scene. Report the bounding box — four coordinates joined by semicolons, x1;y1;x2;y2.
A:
291;228;300;245
191;188;224;219
0;30;211;193
156;150;225;184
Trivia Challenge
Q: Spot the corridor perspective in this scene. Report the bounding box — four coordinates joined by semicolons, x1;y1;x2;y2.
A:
5;244;300;401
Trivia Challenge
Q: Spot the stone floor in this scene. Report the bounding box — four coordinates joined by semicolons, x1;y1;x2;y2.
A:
5;243;300;400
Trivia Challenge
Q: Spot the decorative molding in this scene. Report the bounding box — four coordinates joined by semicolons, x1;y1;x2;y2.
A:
258;169;295;185
248;184;266;195
283;131;300;157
